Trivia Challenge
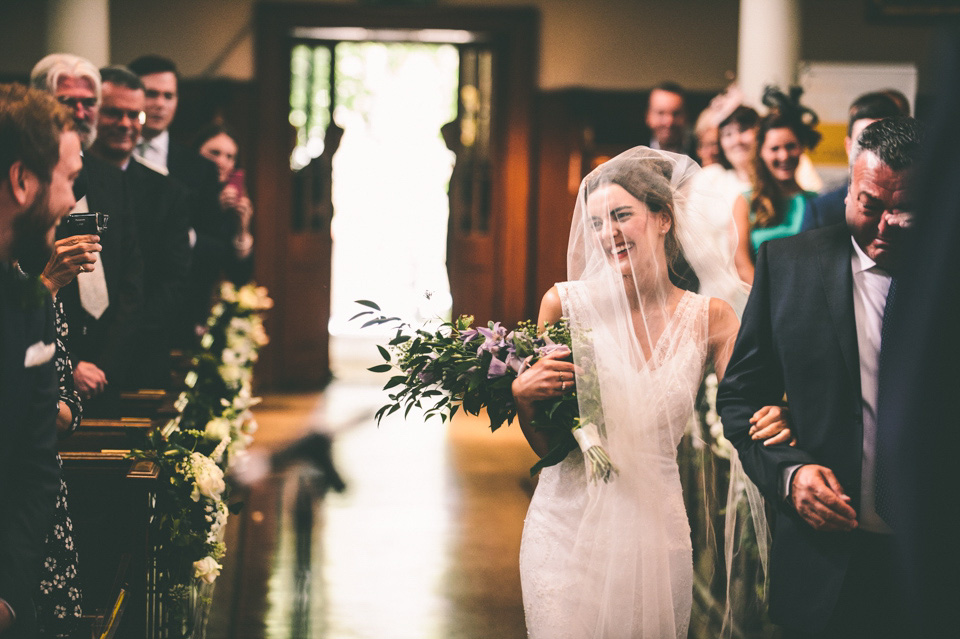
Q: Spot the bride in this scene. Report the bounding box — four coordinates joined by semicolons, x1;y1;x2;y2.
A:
512;147;785;638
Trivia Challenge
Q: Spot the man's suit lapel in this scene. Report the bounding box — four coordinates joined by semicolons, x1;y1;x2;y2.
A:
817;227;860;385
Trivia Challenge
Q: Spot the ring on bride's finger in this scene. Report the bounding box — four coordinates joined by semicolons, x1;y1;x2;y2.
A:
561;380;567;391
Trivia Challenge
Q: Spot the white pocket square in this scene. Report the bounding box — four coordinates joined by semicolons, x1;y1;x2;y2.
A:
24;340;55;367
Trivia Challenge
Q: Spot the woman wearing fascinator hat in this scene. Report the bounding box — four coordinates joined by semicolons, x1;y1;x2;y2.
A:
732;86;823;284
511;147;792;638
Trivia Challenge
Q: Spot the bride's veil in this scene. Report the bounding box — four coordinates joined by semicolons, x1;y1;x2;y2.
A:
558;147;767;637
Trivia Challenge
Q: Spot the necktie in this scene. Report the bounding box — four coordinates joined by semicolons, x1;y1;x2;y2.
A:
72;196;110;319
874;276;898;523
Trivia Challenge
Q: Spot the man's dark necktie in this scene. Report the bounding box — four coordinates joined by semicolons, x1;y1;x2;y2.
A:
874;276;898;524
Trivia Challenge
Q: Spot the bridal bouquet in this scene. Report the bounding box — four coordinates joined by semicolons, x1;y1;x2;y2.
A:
354;301;617;481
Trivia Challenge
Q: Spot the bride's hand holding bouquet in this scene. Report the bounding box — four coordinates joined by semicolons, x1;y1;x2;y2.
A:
354;301;618;481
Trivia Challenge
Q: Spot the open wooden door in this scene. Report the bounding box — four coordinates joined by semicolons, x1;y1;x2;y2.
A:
254;4;538;388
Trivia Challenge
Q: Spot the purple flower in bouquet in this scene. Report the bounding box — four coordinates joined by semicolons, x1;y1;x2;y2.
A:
537;339;571;359
487;356;508;378
475;322;508;357
355;301;616;481
505;352;528;374
416;353;439;384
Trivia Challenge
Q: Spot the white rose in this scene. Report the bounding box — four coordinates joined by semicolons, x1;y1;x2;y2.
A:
252;322;269;347
229;316;251;335
240;412;258;435
254;286;273;309
219;282;237;303
190;452;225;501
238;286;260;309
222;348;246;368
193;556;222;585
204;417;231;442
219;363;248;388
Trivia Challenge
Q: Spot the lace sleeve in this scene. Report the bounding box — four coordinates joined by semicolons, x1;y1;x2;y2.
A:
54;298;82;437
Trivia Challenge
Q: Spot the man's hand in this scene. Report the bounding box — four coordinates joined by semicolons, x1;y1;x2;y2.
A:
74;361;108;399
790;464;858;532
41;234;101;296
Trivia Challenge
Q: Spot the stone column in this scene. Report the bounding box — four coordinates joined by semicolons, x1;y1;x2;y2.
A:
737;0;800;107
46;0;109;66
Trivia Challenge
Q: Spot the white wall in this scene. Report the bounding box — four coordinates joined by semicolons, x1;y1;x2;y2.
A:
0;0;935;94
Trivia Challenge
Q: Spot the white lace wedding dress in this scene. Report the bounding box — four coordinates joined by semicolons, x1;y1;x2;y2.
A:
520;284;709;639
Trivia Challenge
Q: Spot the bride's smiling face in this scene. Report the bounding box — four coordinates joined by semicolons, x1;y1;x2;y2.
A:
588;183;669;275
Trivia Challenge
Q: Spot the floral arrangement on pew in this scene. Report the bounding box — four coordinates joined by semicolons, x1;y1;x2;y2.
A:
129;282;272;632
354;300;617;481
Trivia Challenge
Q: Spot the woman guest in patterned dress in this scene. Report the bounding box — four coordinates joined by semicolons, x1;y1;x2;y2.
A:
24;230;101;637
34;295;84;639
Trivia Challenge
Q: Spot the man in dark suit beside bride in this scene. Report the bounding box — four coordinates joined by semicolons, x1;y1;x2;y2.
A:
718;116;922;638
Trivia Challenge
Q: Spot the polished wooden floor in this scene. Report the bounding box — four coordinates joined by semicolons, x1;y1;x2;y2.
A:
206;375;539;639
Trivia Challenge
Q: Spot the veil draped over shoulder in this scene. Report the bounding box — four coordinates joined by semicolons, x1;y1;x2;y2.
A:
520;147;766;638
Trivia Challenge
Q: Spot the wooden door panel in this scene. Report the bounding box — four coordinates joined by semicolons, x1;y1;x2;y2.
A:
254;5;537;388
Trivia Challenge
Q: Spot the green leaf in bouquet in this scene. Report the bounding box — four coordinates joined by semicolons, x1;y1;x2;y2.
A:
368;364;392;373
377;344;391;361
529;434;577;476
383;375;407;390
462;392;482;415
349;310;373;321
355;300;382;311
389;334;410;345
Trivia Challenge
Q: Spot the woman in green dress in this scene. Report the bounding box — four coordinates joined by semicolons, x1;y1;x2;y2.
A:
733;90;821;284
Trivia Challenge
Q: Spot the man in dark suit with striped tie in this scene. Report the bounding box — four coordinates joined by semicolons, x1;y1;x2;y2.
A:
718;117;923;638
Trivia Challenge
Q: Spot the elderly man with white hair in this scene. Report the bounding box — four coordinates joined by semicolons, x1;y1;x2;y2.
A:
31;53;102;149
27;53;144;406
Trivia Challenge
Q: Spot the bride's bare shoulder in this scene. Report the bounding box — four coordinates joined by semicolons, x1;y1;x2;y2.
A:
538;286;564;328
706;297;739;336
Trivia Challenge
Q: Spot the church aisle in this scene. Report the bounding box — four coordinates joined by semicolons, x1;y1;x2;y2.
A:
206;380;537;639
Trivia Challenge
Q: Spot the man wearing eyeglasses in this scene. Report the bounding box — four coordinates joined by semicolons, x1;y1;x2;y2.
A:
30;54;144;405
88;66;190;388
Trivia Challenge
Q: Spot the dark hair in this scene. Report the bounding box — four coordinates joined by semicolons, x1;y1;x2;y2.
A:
647;82;687;111
749;88;821;229
99;65;145;91
879;88;911;117
192;122;236;152
854;116;923;172
128;55;180;81
847;91;904;135
715;105;760;170
0;83;73;184
584;155;681;268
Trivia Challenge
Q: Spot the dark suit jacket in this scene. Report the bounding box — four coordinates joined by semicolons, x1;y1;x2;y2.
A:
801;184;846;231
0;266;60;638
875;30;960;636
167;142;252;336
60;154;144;386
717;224;862;633
124;158;191;386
